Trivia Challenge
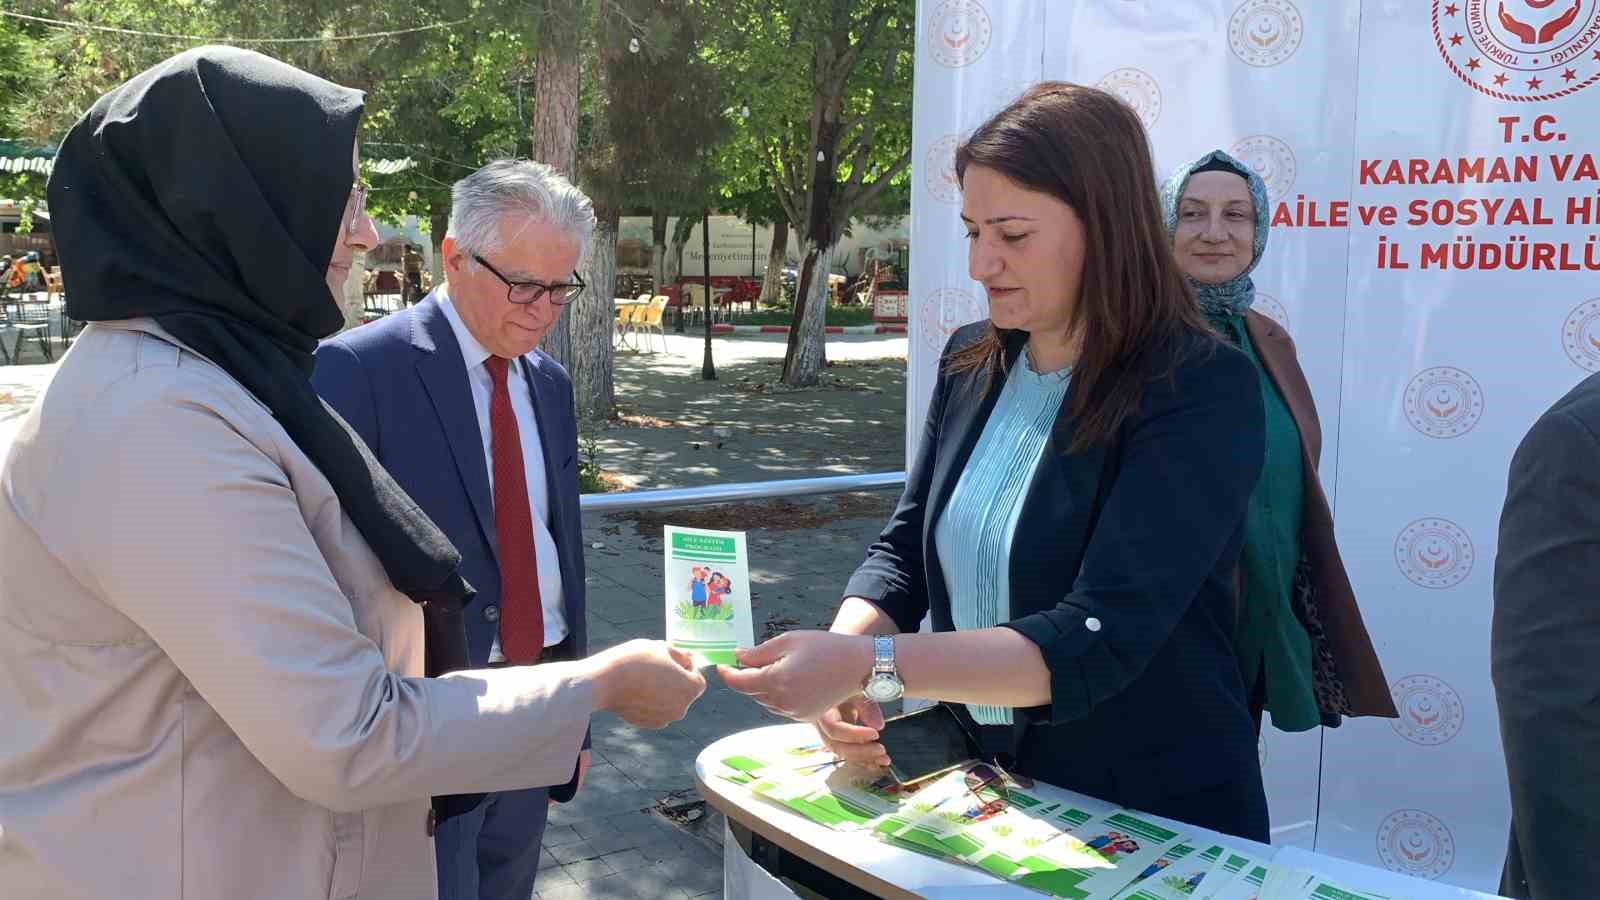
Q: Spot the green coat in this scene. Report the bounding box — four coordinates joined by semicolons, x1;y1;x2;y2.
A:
1214;312;1320;732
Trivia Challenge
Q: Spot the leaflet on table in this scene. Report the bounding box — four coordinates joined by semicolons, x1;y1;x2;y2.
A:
869;766;997;858
1113;843;1218;900
1261;867;1395;900
887;765;1066;840
868;765;1075;864
963;811;1090;881
1192;850;1260;899
709;742;835;786
1290;877;1396;900
1256;867;1317;900
1199;860;1395;900
663;526;754;667
1055;805;1096;830
1206;862;1271;900
749;769;885;831
1008;810;1189;899
1175;860;1395;900
823;765;938;819
1116;843;1226;900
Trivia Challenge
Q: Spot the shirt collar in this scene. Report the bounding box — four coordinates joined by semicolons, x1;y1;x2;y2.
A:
437;288;494;372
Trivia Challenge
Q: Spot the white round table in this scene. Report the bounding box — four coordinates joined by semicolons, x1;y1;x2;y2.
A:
695;724;1502;900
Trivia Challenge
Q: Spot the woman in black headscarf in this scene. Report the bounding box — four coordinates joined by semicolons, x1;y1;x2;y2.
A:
0;47;701;900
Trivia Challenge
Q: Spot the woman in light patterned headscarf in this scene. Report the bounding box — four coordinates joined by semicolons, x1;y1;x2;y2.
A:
1163;150;1397;735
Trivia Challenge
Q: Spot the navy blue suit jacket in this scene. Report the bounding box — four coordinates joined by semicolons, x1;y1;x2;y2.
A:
844;324;1269;841
312;291;588;801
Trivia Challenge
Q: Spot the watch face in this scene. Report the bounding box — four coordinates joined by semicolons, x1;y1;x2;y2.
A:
865;674;903;703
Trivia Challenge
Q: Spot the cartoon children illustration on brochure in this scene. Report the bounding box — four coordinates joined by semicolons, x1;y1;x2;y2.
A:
680;566;736;620
688;566;709;608
708;572;731;608
1082;830;1141;862
1135;856;1171;880
959;798;1007;823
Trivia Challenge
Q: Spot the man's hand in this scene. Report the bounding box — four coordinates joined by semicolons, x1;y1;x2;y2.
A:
586;640;707;728
717;631;875;722
552;750;590;805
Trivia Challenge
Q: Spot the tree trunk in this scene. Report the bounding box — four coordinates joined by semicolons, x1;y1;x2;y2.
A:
664;215;696;332
429;202;449;296
783;102;840;387
650;209;669;294
571;203;618;422
339;249;367;331
532;0;583;370
664;214;695;286
531;0;582;181
759;219;788;307
701;209;716;381
782;239;831;386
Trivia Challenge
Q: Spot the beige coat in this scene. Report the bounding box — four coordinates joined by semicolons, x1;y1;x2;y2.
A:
0;320;592;900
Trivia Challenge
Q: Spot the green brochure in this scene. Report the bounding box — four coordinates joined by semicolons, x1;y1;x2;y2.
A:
663;526;754;667
1008;810;1189;899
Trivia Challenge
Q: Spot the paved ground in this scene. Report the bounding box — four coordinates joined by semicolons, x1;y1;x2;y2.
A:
0;331;911;899
547;332;906;899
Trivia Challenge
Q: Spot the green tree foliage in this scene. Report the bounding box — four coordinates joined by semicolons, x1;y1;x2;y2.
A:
582;0;728;222
702;0;914;385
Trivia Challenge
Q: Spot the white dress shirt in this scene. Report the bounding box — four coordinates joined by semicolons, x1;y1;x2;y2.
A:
439;291;568;659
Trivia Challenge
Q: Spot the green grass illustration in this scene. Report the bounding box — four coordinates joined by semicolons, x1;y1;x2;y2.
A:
674;601;735;621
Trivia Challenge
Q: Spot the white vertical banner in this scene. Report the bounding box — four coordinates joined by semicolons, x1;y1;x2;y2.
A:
1319;0;1600;889
908;0;1049;463
1037;0;1363;851
909;0;1600;892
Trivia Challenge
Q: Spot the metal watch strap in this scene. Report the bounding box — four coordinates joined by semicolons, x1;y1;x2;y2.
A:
873;634;895;675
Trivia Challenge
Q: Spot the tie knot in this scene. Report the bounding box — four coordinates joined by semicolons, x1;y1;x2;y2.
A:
485;355;511;387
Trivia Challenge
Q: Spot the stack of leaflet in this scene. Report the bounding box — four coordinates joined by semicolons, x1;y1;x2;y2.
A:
710;745;1418;900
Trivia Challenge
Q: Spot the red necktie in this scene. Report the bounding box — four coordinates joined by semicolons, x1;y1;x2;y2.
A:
486;356;544;663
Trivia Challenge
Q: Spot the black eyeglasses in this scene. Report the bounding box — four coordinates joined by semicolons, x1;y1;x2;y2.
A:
963;762;1035;809
473;254;585;306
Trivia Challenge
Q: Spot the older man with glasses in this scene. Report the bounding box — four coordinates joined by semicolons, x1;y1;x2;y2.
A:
312;159;702;900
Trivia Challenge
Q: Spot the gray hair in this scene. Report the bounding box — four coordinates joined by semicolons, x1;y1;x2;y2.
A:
447;159;596;263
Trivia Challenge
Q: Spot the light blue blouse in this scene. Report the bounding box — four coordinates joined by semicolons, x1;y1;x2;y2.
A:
934;353;1072;726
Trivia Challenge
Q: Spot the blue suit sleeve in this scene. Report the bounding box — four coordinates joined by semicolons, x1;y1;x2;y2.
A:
311;340;380;454
550;364;590;803
561;373;585;658
1002;343;1265;726
571;363;591;762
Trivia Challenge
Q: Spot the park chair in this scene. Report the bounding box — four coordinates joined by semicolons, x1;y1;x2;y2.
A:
615;297;649;350
679;283;715;326
45;267;84;349
0;255;52;364
363;270;405;320
0;296;53;364
635;295;669;354
630;293;654;343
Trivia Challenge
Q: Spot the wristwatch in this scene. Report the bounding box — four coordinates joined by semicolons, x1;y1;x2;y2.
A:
862;634;904;703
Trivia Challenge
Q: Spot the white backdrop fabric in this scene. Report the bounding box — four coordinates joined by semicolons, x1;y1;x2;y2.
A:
908;0;1600;890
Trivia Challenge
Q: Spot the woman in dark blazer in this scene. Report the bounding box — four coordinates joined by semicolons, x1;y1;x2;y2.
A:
722;83;1271;842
